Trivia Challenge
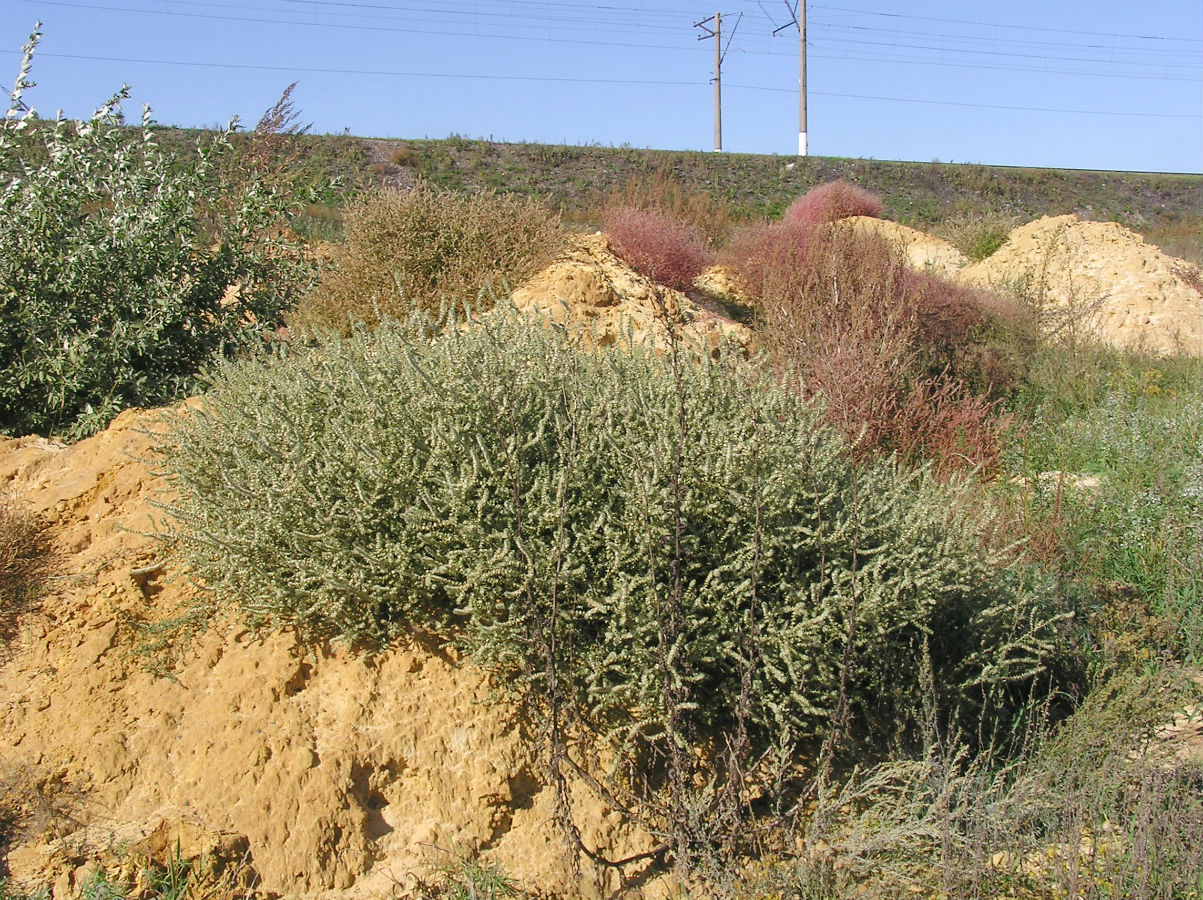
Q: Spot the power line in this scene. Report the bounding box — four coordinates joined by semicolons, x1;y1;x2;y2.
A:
10;47;1197;122
21;0;1201;83
0;48;699;87
728;83;1202;118
808;2;1203;43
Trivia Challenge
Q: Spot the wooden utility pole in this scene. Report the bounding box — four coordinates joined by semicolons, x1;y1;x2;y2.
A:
695;13;722;152
774;1;808;155
695;12;739;152
714;12;722;152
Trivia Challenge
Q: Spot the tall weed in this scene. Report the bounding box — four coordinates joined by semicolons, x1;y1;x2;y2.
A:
292;183;562;331
783;180;883;227
724;222;1026;474
602;206;709;291
594;167;737;247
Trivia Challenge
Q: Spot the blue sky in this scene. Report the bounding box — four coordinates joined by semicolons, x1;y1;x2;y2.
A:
3;0;1201;172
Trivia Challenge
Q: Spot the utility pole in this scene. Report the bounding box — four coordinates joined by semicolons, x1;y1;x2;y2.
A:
773;1;807;155
695;12;741;153
798;0;807;156
695;13;722;152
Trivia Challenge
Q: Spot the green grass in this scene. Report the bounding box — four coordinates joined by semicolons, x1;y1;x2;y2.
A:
348;136;1202;244
1003;350;1203;669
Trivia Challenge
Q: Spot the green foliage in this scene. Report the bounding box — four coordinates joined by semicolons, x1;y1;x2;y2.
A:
932;209;1019;261
1003;351;1203;668
292;183;562;331
0;26;314;439
156;313;1067;811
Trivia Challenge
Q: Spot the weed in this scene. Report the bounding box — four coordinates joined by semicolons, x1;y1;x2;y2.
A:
932;209;1020;261
601;206;710;291
595;167;737;247
291;183;562;331
0;491;50;648
389;143;416;167
783;180;883;226
724;221;1022;474
1002;352;1203;666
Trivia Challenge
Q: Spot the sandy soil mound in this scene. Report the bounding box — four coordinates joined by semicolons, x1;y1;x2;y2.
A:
959;215;1202;355
840;216;969;278
511;233;750;354
0;411;650;899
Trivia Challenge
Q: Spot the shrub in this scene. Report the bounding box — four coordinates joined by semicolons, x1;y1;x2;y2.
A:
725;222;1019;473
932;210;1019;262
0;27;312;440
601;205;710;291
597;168;736;248
292;183;562;331
783;180;883;227
154;312;1070;865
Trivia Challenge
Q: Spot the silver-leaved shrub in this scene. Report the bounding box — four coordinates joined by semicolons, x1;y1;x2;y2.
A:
155;312;1069;765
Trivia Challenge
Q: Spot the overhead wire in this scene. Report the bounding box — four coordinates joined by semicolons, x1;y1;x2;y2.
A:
7;0;1200;128
8;47;1196;121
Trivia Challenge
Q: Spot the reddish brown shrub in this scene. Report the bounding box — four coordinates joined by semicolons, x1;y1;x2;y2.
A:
724;221;1018;475
599;168;736;248
783;180;883;227
603;206;710;291
893;374;1011;477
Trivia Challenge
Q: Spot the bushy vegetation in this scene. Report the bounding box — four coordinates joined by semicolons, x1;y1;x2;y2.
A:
932;209;1020;261
590;167;738;248
292;183;562;331
724;220;1030;474
153;311;1070;867
601;206;710;290
1003;350;1203;669
0;27;314;440
2;70;1198;895
783;179;883;226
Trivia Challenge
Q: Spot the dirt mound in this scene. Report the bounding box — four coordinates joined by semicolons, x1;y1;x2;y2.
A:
840;216;969;277
511;232;750;353
959;215;1202;355
0;410;651;898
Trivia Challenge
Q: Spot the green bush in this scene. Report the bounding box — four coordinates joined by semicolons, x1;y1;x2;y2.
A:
156;314;1068;799
292;183;562;331
0;26;313;440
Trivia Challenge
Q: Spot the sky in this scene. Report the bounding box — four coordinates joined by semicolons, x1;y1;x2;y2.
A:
2;0;1201;173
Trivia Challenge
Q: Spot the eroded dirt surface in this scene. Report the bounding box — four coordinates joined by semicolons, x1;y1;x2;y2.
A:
0;411;651;899
959;214;1202;355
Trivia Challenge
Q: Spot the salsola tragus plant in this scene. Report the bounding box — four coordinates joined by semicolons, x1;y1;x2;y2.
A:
153;311;1070;869
0;25;313;439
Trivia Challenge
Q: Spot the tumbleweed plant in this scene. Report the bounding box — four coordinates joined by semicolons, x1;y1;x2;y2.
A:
292;183;563;331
